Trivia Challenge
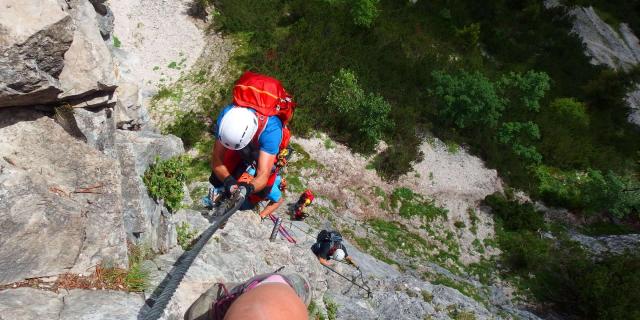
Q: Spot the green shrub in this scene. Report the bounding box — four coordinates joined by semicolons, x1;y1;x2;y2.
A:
390;187;448;221
497;121;542;164
369;219;429;258
484;193;545;232
143;156;188;212
326;68;393;153
113;35;121;48
323;296;338;320
533;250;640;320
535;166;640;218
177;222;198;250
431;70;505;129
163;111;207;148
372;140;423;180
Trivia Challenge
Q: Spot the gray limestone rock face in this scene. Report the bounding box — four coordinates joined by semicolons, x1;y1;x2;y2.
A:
71;105;183;253
58;0;117;101
146;210;516;320
569;6;640;126
114;130;184;252
570;7;640;71
0;0;74;107
0;287;143;320
571;232;640;256
59;289;144;320
0;110;128;285
0;287;62;319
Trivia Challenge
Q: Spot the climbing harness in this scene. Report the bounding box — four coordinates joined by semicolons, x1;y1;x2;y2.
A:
143;187;248;320
322;264;372;298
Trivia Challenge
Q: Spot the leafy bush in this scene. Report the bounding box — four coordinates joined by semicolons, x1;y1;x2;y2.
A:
177;222;198;250
372;139;423;180
350;0;379;27
143;156;188;212
497;71;550;112
533;250;640;320
484;192;545;232
163;111;207;148
497;121;542;163
537;98;593;168
323;296;339;320
535;166;640;218
431;70;505;129
326;68;393;153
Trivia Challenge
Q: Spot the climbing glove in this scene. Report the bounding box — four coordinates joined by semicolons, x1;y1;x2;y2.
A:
239;182;254;195
223;175;238;196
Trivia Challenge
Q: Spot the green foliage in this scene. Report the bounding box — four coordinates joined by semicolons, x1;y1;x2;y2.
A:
532;250;640;320
581;221;636;236
453;221;465;229
497;121;542;163
455;23;480;51
352;236;396;265
143;156;188;212
484;192;545;232
307;300;326;320
323;296;338;320
421;290;433;303
431;70;505;129
163;111;207;148
372;141;423;180
369;219;430;258
124;244;153;292
113;35;121;48
350;0;379;27
537;98;593;168
535;166;640;218
177;222;198;250
498;71;550;112
390;188;448;221
326;68;393;153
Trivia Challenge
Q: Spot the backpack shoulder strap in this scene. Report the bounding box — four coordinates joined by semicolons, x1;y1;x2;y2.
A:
251;112;269;147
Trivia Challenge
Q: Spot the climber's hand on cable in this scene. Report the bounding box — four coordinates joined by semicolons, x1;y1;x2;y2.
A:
239;182;254;195
223;176;238;196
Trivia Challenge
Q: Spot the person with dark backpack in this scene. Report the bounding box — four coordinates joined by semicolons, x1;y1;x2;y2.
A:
311;230;357;268
208;71;296;209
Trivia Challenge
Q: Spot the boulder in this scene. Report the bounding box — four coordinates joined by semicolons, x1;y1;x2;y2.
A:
0;0;74;107
0;287;143;320
58;0;117;101
0;110;128;285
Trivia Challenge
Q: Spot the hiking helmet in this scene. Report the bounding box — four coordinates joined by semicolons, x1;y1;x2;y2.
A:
331;248;346;261
218;107;259;150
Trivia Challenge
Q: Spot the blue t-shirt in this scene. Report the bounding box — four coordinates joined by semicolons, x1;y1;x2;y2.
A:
216;104;283;155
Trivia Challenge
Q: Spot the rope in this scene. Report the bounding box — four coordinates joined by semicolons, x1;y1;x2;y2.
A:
143;189;247;320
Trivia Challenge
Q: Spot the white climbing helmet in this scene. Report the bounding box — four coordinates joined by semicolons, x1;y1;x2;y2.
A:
218;107;258;150
331;248;346;261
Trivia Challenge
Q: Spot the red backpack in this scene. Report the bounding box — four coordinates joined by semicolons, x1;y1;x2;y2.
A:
227;71;296;203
